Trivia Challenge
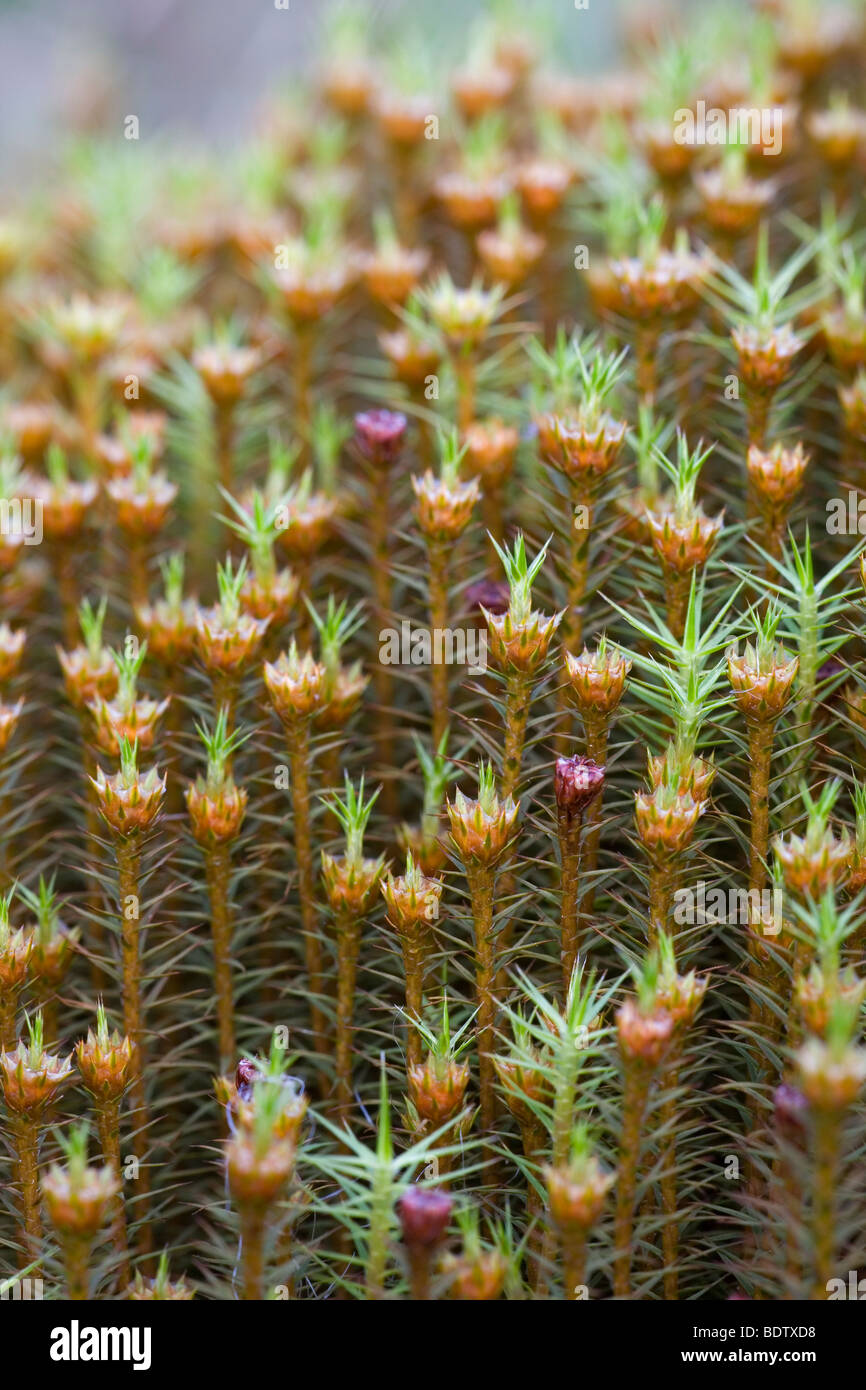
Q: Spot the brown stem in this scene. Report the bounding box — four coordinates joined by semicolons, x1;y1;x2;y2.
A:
115;836;152;1254
748;720;774;894
293;553;313;651
747;391;770;450
129;535;149;616
61;1235;91;1300
205;840;236;1070
614;1065;653;1298
333;909;363;1119
215;401;236;496
1;991;18;1049
54;544;80;649
663;567;693;642
370;462;396;819
293;325;313;465
558;806;583;1000
13;1114;41;1263
39;994;58;1047
811;1108;839;1298
96;1097;129;1287
521;1120;546;1288
660;1047;682;1300
465;862;498;1169
240;1207;266;1300
401;931;427;1072
562;1226;588;1300
578;717;608;921
502;670;532;801
557;487;595;748
428;539;450;751
648;859;675;945
636;326;659;409
453;350;476;433
407;1244;432;1300
287;725;328;1063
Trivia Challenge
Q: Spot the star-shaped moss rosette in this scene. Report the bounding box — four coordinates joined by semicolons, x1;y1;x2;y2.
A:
264;641;327;728
418;271;507;357
193;339;263;407
0;1010;75;1117
360;206;430;306
195;554;270;676
773;780;852;901
0;889;32;1046
531;330;629;482
728;604;799;726
18;875;80;992
545;1122;616;1237
105;436;177;538
225;1039;303;1299
57;597;118;710
274;465;341;560
483;532;562;676
321;776;387;1117
135;552;199;665
88;641;170;756
128;1251;195;1301
0;622;25;685
447;761;519;869
91;735;166;837
645;432;723;587
185;705;249;846
406;998;474;1132
308;594;367;732
30;442;98;543
382;852;443;1070
412;429;480;544
320;774;387;917
42;1121;119;1241
75;1001;133;1101
220;486;298;628
634;779;707;862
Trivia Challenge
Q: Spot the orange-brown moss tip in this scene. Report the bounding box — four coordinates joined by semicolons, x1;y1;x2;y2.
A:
76;1005;133;1100
796;1037;866;1111
0;1014;75;1115
91;738;166;836
545;1129;615;1233
635;783;706;860
408;1053;470;1126
442;1248;508;1300
616;996;675;1067
381;854;442;932
447;763;519;867
773;783;851;900
264;643;327;724
564;641;631;718
42;1125;119;1238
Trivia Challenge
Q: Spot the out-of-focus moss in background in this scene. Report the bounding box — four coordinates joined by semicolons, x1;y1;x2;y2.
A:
0;0;625;177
